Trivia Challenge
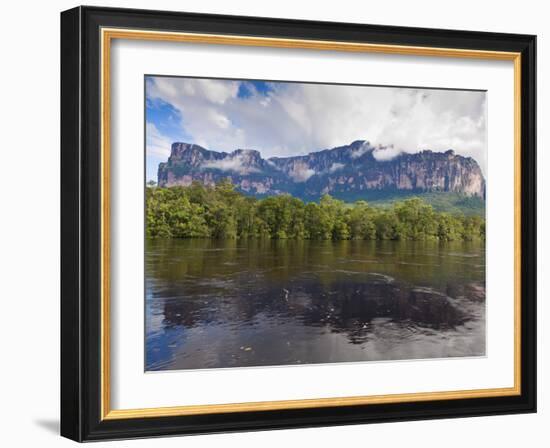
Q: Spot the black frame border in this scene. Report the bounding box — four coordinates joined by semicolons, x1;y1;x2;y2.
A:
61;6;536;442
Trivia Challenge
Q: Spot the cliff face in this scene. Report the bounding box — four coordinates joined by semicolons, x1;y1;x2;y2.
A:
157;140;485;200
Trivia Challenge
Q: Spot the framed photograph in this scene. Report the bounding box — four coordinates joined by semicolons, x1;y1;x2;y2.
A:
60;6;536;441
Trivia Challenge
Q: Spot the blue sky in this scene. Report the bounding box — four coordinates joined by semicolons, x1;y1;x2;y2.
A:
237;80;272;99
145;97;189;182
145;76;487;182
145;78;278;182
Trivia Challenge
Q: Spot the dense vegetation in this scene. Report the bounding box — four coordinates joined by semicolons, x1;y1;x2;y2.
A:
146;180;485;241
360;191;485;217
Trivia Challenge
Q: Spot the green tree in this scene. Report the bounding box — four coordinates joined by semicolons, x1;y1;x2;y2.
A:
304;202;332;239
348;201;377;239
393;198;437;240
145;182;485;242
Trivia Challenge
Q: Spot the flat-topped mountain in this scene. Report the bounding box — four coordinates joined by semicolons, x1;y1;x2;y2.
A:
157;140;485;201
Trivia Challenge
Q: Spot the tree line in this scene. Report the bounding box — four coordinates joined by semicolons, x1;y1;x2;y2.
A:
146;180;485;241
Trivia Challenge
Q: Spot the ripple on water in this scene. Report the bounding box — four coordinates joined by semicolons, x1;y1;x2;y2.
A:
145;239;486;370
367;273;395;283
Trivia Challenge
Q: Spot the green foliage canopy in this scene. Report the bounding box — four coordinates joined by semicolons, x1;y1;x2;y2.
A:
146;181;485;241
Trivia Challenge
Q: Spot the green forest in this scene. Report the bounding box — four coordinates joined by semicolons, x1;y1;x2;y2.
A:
146;180;485;241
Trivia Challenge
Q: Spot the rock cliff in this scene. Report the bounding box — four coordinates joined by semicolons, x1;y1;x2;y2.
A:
157;140;485;200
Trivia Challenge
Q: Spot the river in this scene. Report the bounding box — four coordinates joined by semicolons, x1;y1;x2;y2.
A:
145;238;485;371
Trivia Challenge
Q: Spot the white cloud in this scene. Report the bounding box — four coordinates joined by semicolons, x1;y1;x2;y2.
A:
350;142;373;159
206;109;231;129
202;154;260;175
147;78;487;175
373;145;402;161
288;164;316;182
146;122;172;158
329;163;345;173
151;77;239;105
266;159;280;170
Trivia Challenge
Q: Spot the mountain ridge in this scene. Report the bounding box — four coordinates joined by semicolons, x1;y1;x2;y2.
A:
157;140;486;201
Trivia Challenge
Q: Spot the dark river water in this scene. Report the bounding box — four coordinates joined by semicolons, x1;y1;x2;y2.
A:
145;238;486;371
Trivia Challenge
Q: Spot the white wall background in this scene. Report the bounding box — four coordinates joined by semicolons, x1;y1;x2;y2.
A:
0;0;546;446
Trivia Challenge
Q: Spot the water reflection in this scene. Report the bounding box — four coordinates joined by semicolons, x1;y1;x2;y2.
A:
146;239;485;370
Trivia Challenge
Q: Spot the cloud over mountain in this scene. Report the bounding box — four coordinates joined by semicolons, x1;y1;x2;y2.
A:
158;141;486;200
146;77;487;180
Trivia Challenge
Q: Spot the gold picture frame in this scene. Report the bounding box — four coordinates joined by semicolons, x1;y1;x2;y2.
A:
61;6;536;441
